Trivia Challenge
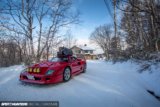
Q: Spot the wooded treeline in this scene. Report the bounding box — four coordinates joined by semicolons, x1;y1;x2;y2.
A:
0;0;79;67
90;0;160;61
0;0;160;67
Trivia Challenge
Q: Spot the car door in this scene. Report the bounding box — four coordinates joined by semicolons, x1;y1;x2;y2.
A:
71;56;81;73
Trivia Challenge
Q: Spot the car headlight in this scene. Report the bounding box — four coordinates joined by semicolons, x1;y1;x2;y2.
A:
33;68;37;72
46;70;55;75
34;68;40;73
27;68;32;72
36;68;40;73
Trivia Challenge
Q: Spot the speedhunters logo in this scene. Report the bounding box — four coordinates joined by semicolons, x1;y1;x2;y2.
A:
0;101;59;107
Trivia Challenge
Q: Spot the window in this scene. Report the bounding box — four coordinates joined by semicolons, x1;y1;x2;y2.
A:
85;50;88;53
49;57;68;62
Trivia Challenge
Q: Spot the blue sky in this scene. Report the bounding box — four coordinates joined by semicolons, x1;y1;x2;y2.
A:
70;0;113;46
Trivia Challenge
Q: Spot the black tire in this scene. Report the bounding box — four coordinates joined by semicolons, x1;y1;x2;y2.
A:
82;64;86;73
63;67;71;82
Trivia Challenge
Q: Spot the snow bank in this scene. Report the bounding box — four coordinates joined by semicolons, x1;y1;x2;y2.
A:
140;63;160;96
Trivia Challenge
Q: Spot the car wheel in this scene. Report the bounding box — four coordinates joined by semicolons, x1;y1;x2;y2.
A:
63;67;71;82
82;64;86;73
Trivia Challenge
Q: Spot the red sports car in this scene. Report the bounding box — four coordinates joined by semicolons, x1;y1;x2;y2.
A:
20;55;86;84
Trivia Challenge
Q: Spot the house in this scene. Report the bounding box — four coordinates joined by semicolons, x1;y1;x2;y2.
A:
71;45;97;60
96;53;105;59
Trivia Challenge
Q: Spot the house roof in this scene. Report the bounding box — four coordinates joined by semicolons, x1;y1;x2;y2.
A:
72;45;94;51
79;46;94;51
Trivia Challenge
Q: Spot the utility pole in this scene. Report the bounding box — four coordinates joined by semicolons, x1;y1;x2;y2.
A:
113;0;117;48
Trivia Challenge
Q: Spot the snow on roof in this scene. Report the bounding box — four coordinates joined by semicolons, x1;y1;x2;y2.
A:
78;46;94;51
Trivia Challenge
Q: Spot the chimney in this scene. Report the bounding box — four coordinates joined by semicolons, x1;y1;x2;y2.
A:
84;44;87;46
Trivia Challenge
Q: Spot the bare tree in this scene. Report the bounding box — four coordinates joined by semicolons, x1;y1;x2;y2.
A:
34;0;79;61
0;0;79;65
90;25;112;60
118;0;160;60
64;31;77;48
0;0;36;63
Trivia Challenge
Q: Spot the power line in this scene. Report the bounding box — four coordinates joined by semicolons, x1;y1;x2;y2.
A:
103;0;122;28
104;0;114;21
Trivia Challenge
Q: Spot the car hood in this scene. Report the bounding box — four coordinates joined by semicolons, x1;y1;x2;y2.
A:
27;61;59;74
31;61;57;67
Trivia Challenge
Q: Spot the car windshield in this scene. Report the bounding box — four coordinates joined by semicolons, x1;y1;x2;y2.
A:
49;57;68;62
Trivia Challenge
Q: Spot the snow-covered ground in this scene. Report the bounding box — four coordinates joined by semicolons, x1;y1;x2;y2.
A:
0;60;160;107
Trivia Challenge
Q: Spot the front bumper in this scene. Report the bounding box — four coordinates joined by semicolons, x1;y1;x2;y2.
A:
20;72;54;84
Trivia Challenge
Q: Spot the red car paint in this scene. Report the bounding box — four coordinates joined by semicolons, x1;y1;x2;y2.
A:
20;56;86;84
